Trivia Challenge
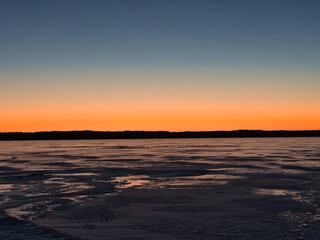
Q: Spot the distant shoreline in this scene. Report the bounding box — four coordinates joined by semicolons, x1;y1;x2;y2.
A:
0;130;319;141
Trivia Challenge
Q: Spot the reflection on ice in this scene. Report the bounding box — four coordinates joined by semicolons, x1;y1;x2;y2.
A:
113;175;151;189
189;174;246;180
112;173;246;190
0;184;13;193
254;188;299;197
5;198;75;220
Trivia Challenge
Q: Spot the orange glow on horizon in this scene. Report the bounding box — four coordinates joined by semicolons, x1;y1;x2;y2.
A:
1;100;319;132
1;71;319;132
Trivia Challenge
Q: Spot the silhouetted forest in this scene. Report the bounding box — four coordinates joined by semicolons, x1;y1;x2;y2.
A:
0;130;319;141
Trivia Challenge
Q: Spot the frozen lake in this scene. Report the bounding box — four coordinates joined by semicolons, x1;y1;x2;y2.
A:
0;137;320;239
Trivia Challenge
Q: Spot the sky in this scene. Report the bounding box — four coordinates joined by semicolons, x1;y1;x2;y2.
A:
1;0;319;132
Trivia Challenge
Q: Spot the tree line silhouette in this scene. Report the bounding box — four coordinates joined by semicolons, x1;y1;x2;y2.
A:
0;130;319;141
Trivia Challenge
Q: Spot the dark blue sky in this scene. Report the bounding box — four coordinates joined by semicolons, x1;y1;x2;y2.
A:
1;0;320;131
1;0;319;72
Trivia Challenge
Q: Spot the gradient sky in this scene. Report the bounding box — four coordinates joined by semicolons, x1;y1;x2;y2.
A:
1;0;320;132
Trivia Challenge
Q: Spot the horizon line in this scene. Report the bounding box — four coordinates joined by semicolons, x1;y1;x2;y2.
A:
1;129;320;141
1;129;320;134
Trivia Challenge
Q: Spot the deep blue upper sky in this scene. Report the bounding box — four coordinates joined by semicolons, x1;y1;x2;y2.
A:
1;1;320;132
1;0;320;72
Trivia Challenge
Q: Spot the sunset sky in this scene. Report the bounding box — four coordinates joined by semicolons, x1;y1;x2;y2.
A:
1;0;319;132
